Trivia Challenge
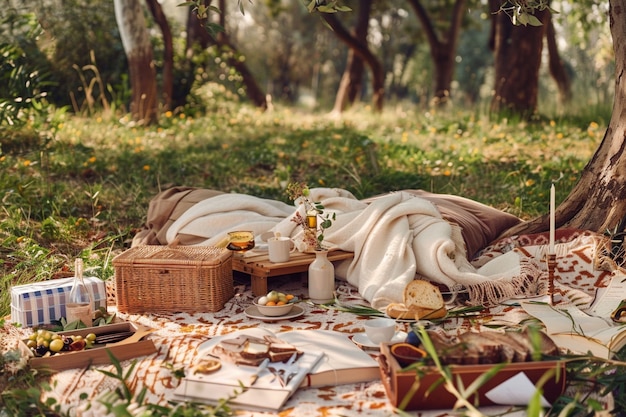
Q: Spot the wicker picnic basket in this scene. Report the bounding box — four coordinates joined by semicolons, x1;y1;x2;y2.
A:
112;245;233;313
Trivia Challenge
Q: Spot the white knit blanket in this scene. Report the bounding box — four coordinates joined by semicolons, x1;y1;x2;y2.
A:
165;188;543;309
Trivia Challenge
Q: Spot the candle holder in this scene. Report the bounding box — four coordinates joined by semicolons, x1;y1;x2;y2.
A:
546;253;557;305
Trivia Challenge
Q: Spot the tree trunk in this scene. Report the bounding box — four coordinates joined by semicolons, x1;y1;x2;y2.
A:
216;0;267;109
545;12;572;104
146;0;173;111
406;0;466;106
114;0;158;124
323;13;384;112
502;0;626;238
186;2;212;52
489;6;548;118
331;0;370;114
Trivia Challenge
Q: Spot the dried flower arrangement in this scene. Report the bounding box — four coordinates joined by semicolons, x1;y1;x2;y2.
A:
286;182;335;251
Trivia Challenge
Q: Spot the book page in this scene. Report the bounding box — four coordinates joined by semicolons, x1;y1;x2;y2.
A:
173;350;323;411
521;301;626;357
521;302;613;339
589;271;626;317
277;330;380;387
545;334;610;358
195;328;380;388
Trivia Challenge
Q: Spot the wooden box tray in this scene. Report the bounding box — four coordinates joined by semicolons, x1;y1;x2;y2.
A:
378;342;566;410
20;322;157;372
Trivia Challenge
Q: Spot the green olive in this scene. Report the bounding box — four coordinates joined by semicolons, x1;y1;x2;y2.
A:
49;339;64;353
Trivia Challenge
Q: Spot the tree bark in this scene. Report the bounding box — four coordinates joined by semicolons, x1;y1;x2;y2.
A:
145;0;173;111
114;0;158;124
545;12;572;104
489;5;548;118
406;0;466;106
331;0;371;114
502;0;626;238
323;13;384;112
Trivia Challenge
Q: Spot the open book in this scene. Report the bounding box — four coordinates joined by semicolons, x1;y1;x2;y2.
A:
521;301;626;359
171;328;380;411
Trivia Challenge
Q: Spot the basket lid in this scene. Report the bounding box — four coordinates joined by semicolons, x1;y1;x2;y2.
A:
112;245;232;266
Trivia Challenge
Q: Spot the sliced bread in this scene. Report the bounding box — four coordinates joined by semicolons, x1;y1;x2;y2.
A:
404;280;444;310
385;280;447;320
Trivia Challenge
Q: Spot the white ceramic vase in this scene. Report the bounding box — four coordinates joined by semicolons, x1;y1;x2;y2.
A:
308;250;335;304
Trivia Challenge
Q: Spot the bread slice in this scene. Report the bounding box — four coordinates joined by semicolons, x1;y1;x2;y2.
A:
386;302;413;319
411;305;447;320
269;350;301;362
240;340;269;359
404;280;444;310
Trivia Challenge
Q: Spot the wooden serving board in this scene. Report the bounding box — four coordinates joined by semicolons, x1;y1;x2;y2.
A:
231;250;354;295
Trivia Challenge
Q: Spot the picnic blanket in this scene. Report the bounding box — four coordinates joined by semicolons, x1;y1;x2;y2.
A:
143;188;617;310
1;278;572;417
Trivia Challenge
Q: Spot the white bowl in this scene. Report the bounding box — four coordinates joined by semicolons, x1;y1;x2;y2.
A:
253;297;295;317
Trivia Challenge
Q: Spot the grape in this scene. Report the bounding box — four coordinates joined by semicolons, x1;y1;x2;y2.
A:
35;345;48;356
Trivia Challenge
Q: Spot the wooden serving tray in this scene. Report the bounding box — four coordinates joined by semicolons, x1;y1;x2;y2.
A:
378;342;566;410
232;250;353;295
20;322;157;372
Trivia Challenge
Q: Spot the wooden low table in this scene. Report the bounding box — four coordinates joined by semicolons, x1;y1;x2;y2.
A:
231;250;354;296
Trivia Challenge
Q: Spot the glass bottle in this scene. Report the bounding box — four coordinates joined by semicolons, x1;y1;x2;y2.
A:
66;258;93;327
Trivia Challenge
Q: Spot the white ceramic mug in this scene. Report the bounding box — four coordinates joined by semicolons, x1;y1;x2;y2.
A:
364;317;396;344
268;236;295;263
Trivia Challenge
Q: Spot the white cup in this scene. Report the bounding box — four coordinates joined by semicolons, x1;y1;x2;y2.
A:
268;236;295;263
363;317;396;344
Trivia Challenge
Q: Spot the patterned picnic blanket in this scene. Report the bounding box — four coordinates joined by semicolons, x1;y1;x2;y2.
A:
1;230;620;416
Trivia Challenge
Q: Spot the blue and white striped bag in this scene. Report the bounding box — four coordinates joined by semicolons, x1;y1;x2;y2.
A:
10;277;107;327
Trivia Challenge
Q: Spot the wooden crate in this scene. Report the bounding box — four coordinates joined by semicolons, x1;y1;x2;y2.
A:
113;245;233;313
378;342;566;410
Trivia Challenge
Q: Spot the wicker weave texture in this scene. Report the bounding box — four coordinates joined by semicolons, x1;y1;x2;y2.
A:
112;245;233;313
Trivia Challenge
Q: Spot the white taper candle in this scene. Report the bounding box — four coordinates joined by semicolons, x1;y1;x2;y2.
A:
549;183;555;254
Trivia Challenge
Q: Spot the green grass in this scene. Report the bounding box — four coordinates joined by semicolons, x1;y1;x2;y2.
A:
0;90;616;416
0;94;609;319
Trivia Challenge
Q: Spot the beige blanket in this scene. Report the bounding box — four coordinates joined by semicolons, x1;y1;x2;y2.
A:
159;188;543;309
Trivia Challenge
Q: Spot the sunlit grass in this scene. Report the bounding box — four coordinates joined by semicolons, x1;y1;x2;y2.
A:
0;98;608;318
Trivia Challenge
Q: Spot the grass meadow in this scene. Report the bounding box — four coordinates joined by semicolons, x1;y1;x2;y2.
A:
0;91;610;319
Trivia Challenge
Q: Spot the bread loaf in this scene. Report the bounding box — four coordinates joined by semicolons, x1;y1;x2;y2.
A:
385;280;446;320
